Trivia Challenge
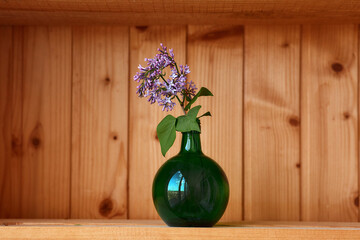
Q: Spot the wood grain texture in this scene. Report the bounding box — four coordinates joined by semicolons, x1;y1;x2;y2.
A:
1;0;359;13
1;1;360;25
0;27;23;218
2;11;360;26
1;220;360;240
359;25;360;223
301;25;358;222
244;25;301;220
129;26;186;219
3;219;360;227
20;27;72;218
187;25;243;221
71;26;129;219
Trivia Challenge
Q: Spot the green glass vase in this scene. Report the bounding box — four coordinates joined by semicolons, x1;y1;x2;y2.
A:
152;131;229;227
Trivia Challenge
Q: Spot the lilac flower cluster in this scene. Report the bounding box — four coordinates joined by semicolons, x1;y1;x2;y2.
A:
133;44;197;111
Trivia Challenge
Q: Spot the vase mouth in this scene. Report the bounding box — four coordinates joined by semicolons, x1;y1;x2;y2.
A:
179;131;202;153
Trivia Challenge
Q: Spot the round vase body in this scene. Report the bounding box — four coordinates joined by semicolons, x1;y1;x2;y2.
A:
152;131;229;227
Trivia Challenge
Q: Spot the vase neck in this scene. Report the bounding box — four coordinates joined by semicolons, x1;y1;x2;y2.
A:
179;131;202;154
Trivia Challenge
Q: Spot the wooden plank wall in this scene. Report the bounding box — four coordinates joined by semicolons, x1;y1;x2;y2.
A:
71;26;129;219
301;25;358;221
0;26;72;218
244;25;301;221
0;25;359;222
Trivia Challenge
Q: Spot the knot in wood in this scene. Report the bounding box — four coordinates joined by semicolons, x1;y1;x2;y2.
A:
354;196;359;207
288;117;300;127
104;77;111;84
343;112;350;120
99;198;114;217
135;26;148;32
331;62;343;73
31;138;41;148
281;42;289;48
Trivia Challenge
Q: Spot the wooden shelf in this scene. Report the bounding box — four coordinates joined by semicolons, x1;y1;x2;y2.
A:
1;0;360;25
1;220;360;239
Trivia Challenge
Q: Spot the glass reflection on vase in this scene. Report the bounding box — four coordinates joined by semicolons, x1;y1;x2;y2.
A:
168;171;188;208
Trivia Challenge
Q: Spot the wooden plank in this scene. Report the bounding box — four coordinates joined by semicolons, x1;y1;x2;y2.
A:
16;27;72;218
0;27;23;218
0;219;166;226
1;220;360;240
2;10;360;25
129;26;186;219
1;0;359;12
244;25;301;220
0;0;359;13
301;25;358;222
71;26;129;219
1;1;360;25
3;219;360;228
187;25;243;221
0;27;72;218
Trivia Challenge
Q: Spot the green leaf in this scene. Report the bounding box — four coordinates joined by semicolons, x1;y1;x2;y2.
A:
175;105;201;133
176;116;201;133
156;115;177;157
184;87;213;111
198;111;212;118
187;105;201;118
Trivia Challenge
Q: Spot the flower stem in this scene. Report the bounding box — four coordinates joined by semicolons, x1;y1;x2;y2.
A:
159;74;169;85
174;62;181;76
176;95;186;115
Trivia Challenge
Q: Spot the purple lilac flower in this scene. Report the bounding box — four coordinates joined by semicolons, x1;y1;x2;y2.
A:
182;81;197;98
133;44;197;111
